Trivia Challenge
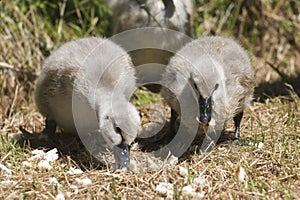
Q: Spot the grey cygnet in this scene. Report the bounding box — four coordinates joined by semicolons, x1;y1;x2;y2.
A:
105;0;194;36
35;37;141;168
162;36;255;140
105;0;194;92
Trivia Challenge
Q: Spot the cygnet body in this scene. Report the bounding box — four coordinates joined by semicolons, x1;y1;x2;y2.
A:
162;36;255;139
35;37;140;167
105;0;194;92
106;0;194;36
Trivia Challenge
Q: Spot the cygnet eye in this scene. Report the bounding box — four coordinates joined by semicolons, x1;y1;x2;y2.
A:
114;124;122;134
193;82;199;92
116;127;121;133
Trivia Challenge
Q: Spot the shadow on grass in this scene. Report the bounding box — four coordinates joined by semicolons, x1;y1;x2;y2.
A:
136;120;238;160
18;128;106;170
254;73;300;102
16;72;300;170
17;119;249;171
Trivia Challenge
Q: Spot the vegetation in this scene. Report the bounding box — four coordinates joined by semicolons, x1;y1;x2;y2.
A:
0;0;299;199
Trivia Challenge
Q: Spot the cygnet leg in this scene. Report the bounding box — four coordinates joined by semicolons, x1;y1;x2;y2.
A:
233;111;243;140
169;108;178;134
162;0;175;18
113;138;130;168
45;118;57;137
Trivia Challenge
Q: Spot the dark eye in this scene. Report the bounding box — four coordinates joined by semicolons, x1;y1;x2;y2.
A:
114;125;122;134
193;82;199;92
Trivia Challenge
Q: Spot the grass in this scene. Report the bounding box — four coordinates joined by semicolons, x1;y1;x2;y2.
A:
0;0;300;199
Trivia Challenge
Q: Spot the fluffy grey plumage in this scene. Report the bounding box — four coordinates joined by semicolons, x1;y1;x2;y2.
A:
35;37;140;167
105;0;194;92
161;36;255;139
105;0;194;36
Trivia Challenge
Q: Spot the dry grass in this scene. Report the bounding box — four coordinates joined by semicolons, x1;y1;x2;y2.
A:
0;0;300;199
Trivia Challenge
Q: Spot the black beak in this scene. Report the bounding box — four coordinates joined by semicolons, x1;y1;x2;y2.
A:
113;137;130;168
189;75;218;127
199;113;211;125
198;96;212;126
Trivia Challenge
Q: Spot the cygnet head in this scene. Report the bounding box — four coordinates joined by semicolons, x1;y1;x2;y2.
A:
98;97;140;147
189;56;222;126
97;97;140;167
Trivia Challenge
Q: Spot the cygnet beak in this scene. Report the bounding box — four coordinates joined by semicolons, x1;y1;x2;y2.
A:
113;137;130;168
